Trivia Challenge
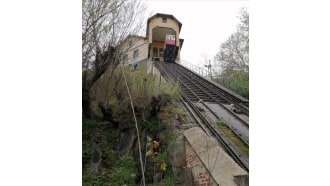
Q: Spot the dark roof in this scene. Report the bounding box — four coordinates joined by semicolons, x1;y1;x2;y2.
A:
121;34;146;43
125;34;146;40
179;38;184;49
118;34;146;49
146;13;183;38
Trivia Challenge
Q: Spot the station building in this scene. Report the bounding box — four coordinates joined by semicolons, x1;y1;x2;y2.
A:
119;13;184;67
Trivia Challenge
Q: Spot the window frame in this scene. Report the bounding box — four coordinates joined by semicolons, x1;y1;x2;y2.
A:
129;40;133;48
159;48;164;57
153;47;158;58
133;50;139;59
162;17;167;23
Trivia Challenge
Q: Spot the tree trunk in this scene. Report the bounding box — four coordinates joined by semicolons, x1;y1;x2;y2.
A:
82;86;92;119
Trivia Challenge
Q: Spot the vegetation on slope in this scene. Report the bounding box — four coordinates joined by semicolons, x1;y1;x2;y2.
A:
217;118;249;155
83;61;182;185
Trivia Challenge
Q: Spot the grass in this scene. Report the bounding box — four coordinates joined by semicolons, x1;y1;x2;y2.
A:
158;104;189;124
125;62;181;105
160;104;187;120
109;156;137;185
148;117;165;134
82;156;136;186
217;118;249;155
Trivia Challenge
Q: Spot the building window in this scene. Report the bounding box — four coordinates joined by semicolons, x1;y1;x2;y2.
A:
162;17;167;23
153;47;158;58
128;40;133;48
133;63;138;70
159;48;164;57
133;50;139;59
123;54;128;62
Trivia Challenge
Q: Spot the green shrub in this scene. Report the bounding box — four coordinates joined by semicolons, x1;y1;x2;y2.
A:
216;118;227;127
148;117;165;134
82;173;111;186
160;105;185;117
109;156;137;185
124;62;181;108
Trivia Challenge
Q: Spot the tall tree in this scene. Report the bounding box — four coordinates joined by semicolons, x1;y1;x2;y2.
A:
213;8;249;98
214;8;249;73
82;0;146;118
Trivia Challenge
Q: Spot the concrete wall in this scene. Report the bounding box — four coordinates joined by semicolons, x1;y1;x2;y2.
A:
152;62;166;85
184;127;248;186
186;140;217;186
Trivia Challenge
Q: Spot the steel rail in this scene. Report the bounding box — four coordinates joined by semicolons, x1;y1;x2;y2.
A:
172;67;249;145
174;62;249;116
155;61;249;171
170;63;249;129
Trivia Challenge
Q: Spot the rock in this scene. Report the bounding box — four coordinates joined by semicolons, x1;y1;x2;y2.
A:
156;130;167;144
133;129;148;161
89;100;104;121
180;123;193;130
97;121;111;126
169;135;186;167
119;121;135;130
88;143;102;174
117;128;136;157
169;134;190;185
166;117;179;130
173;128;181;136
175;168;194;186
158;111;170;120
153;172;162;183
170;112;179;120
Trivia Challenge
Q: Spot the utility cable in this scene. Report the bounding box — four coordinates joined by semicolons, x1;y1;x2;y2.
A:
119;54;145;186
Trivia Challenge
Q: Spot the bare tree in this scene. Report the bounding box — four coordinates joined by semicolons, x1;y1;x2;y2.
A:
214;8;249;74
82;0;146;118
213;8;249;98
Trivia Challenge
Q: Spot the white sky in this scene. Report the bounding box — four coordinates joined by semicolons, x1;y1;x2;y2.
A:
144;0;249;67
2;1;330;185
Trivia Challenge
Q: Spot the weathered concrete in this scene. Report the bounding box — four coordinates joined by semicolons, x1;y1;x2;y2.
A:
186;141;217;186
184;127;248;186
234;175;249;186
206;102;249;142
168;134;195;185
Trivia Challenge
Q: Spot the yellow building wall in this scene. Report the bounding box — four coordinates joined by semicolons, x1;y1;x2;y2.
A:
150;41;164;58
148;17;180;47
147;15;183;62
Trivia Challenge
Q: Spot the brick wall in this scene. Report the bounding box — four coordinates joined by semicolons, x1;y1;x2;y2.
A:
186;140;217;186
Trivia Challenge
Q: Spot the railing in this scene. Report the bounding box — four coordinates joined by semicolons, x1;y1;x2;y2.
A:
177;59;210;79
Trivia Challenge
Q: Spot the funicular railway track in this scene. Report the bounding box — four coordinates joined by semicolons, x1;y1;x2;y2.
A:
157;61;249;143
173;62;249;119
164;62;248;125
154;61;249;172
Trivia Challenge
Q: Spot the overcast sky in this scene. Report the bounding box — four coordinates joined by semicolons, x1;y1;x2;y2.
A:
144;0;249;68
